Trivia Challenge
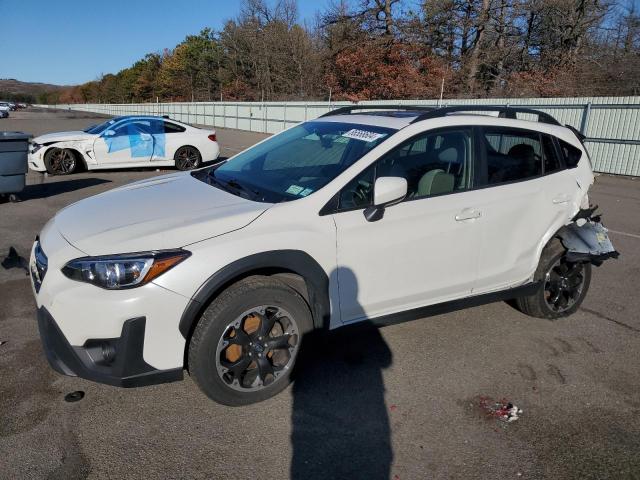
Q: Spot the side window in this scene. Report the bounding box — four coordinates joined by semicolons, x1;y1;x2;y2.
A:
338;164;375;211
542;134;563;174
164;122;186;133
558;139;582;168
483;128;542;185
112;122;130;136
376;129;472;199
113;121;151;136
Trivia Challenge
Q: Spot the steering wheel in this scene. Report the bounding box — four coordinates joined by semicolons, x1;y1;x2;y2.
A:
343;179;372;207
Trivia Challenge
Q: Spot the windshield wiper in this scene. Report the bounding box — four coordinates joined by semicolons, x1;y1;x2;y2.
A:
225;178;262;200
206;172;259;200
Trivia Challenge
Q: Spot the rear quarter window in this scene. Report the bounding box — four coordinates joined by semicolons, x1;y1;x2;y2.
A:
164;122;186;133
559;140;582;168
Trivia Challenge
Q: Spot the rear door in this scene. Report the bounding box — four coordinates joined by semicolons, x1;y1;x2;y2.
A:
471;127;574;294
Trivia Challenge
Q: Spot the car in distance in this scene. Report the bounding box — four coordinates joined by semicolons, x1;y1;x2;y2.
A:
0;102;11;118
30;105;617;406
28;115;219;174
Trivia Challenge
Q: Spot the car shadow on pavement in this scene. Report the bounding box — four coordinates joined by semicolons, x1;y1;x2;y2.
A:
290;268;393;479
16;177;111;201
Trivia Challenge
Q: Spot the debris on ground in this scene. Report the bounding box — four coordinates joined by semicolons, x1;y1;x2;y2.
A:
64;391;85;403
478;396;523;424
1;246;29;275
0;340;7;347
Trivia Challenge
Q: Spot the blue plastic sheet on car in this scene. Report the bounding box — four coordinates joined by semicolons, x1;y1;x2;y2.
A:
104;119;165;158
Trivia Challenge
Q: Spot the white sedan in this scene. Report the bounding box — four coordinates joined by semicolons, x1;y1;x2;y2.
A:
28;115;220;175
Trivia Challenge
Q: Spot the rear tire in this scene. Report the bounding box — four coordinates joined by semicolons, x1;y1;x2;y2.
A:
44;148;77;175
174;146;202;170
188;276;313;406
516;239;591;319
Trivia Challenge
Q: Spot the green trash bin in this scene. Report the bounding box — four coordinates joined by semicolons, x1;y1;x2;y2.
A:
0;131;31;198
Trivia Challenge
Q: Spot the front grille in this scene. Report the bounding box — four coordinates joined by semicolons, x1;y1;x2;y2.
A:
31;240;48;293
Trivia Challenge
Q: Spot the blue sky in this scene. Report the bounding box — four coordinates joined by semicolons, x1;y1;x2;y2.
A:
0;0;331;85
2;0;638;86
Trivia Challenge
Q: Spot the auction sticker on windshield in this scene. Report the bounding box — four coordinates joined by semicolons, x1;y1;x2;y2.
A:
286;185;305;195
342;129;386;143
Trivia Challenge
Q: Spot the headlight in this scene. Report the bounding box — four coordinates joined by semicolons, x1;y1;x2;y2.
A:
30;143;42;154
61;250;190;289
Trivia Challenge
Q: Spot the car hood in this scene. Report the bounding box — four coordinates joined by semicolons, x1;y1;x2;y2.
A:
54;173;270;255
34;131;94;143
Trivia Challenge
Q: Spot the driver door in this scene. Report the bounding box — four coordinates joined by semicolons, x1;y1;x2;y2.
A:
332;128;483;323
93;119;155;165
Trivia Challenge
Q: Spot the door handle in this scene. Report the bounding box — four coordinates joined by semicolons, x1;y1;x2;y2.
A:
455;208;481;221
552;194;570;204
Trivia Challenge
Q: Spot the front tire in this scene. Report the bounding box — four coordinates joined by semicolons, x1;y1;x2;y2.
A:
44;148;77;175
188;276;313;406
174;146;202;170
516;239;591;319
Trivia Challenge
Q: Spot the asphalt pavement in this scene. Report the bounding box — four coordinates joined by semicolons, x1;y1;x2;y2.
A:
0;109;639;479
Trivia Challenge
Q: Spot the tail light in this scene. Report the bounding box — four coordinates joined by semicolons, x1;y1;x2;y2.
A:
208;133;217;142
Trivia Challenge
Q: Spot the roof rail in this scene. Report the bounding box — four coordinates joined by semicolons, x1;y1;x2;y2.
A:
409;106;561;126
320;104;437;117
564;124;586;143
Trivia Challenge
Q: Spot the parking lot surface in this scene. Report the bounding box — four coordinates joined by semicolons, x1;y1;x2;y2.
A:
1;110;639;479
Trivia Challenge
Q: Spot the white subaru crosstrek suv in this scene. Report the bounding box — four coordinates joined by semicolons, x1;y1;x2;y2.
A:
30;106;618;405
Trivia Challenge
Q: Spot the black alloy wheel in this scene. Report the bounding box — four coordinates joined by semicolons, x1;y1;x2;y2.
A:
175;146;201;170
44;148;76;175
543;257;587;313
215;305;300;391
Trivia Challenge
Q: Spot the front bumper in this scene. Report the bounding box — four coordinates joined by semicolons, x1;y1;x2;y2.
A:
37;306;183;387
28;150;46;172
30;219;191;383
27;151;47;172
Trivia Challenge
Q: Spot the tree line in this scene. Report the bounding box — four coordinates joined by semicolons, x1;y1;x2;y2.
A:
46;0;640;104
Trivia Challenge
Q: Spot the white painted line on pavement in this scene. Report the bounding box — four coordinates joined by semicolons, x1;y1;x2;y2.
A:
608;229;640;240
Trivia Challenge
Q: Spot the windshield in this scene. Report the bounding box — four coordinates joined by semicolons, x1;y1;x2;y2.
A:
193;121;395;203
84;118;120;134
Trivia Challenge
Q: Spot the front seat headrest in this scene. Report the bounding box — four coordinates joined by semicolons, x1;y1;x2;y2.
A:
417;169;454;197
438;147;458;164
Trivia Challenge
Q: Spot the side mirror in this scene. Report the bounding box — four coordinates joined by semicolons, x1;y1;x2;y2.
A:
364;176;407;222
103;129;115;137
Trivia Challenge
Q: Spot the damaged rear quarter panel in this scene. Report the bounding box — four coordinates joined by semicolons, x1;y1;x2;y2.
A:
557;212;619;264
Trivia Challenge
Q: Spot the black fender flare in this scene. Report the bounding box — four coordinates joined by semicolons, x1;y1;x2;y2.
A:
178;250;331;340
